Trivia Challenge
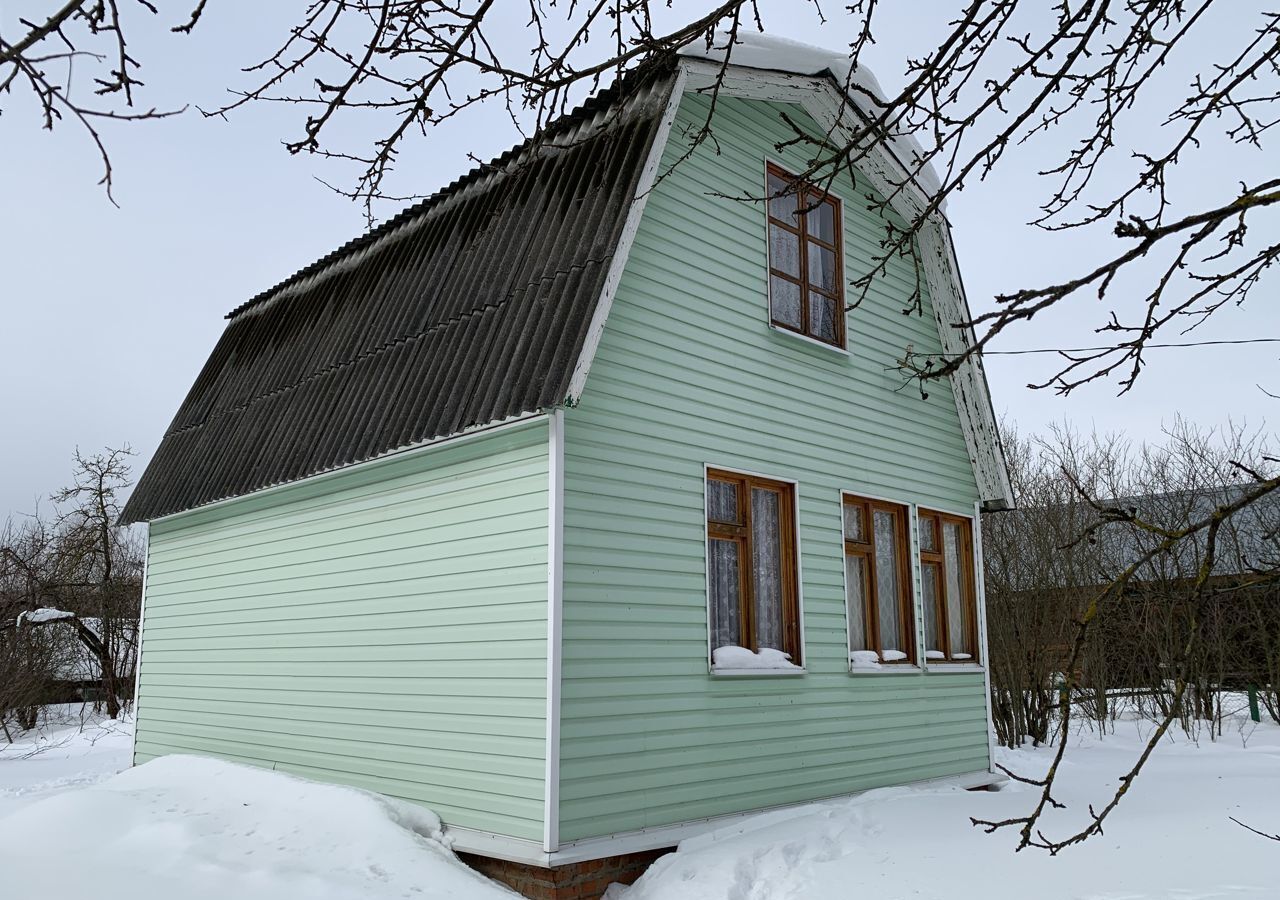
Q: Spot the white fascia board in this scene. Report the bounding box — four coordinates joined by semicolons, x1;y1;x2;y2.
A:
565;66;689;403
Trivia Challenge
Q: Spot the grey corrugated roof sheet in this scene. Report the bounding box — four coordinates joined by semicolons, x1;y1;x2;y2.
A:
122;64;677;525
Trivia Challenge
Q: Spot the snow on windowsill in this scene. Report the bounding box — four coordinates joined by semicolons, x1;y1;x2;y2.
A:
712;646;804;676
849;650;920;675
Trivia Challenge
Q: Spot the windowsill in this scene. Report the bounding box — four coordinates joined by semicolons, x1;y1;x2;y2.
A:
711;667;807;678
768;324;851;357
849;665;924;676
926;664;986;674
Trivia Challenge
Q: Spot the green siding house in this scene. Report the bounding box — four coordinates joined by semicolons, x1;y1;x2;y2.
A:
122;39;1012;872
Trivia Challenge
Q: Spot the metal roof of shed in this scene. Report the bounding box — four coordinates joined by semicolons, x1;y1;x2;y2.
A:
122;65;677;524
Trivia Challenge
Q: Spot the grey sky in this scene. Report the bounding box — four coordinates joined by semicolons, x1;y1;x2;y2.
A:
2;2;1275;522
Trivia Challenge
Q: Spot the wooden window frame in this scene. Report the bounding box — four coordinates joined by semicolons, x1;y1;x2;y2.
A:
917;509;981;665
765;162;846;348
706;468;802;665
842;494;916;665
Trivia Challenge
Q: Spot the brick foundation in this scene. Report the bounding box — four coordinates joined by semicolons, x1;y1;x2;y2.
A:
458;848;672;900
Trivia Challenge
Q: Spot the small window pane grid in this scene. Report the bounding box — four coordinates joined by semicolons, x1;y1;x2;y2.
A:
766;164;845;347
918;509;980;665
706;470;801;666
843;495;916;665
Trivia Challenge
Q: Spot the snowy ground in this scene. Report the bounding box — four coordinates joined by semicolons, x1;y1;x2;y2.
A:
612;713;1280;900
2;706;1277;899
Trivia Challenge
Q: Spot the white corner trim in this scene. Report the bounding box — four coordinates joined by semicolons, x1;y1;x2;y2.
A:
565;65;689;403
130;525;150;766
543;408;565;854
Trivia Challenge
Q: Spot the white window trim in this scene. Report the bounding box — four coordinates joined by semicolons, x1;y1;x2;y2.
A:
915;503;983;672
762;156;850;353
703;463;807;676
838;488;920;674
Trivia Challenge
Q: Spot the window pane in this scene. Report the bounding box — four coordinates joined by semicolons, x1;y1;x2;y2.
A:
944;522;972;658
708;479;738;524
874;510;903;656
768;173;797;222
709;538;742;651
919;515;938;553
843;501;864;542
922;562;941;656
769;226;800;277
846;553;868;651
806;198;836;244
809;292;838;343
770;277;802;328
807;243;838;291
751;488;784;651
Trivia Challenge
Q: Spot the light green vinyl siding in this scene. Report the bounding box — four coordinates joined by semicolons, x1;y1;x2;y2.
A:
558;94;990;841
135;421;549;842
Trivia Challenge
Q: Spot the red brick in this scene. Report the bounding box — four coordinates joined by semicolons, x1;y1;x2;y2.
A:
457;848;672;900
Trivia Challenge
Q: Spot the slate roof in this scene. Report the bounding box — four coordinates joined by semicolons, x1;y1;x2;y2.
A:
122;64;677;524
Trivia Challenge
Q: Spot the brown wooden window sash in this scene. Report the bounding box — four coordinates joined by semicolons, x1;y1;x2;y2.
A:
765;162;845;348
843;494;916;665
918;509;980;665
706;469;801;664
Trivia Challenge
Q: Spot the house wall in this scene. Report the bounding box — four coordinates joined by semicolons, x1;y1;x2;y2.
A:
558;93;991;842
134;420;551;842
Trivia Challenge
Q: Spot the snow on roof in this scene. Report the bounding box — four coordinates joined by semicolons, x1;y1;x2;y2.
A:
678;31;945;204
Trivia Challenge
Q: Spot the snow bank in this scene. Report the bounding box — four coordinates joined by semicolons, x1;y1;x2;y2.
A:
0;753;514;900
608;716;1280;900
678;31;945;203
713;645;801;670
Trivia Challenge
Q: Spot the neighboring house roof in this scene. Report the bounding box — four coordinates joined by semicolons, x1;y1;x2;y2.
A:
121;64;678;524
123;39;1014;525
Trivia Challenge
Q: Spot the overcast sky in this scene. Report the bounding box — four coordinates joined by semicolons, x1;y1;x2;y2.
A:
2;2;1275;522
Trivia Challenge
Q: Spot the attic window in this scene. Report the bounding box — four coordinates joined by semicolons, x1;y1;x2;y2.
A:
765;163;844;347
918;510;980;665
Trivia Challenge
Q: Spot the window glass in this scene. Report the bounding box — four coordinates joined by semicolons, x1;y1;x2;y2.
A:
707;479;738;524
806;199;836;243
767;173;797;222
845;554;868;651
709;538;742;651
809;293;838;343
769;277;802;328
770;228;801;278
943;522;972;658
921;562;942;658
751;488;784;651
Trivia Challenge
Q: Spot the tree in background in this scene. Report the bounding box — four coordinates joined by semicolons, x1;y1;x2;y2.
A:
0;448;142;733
